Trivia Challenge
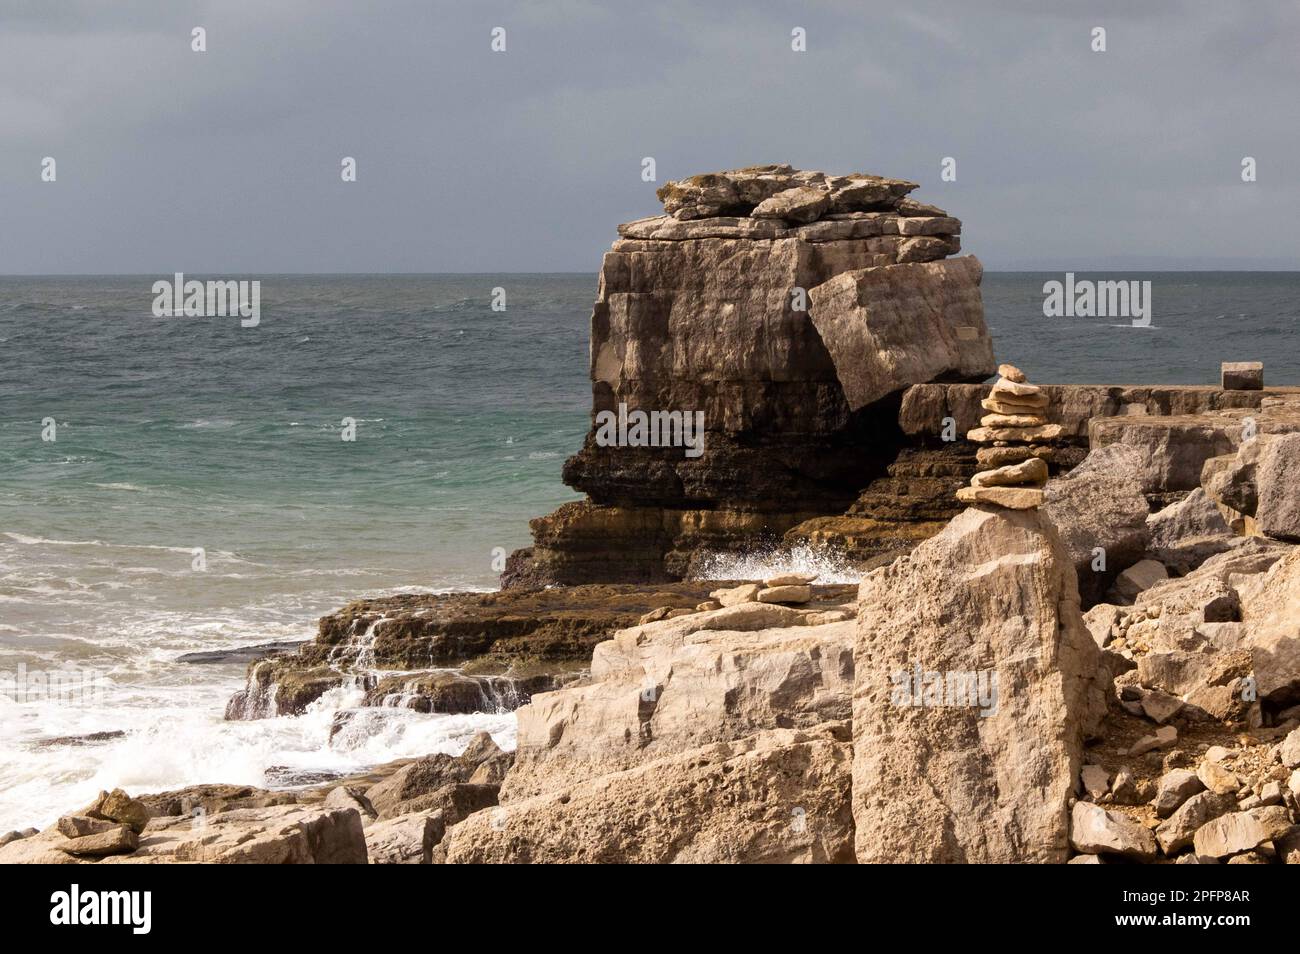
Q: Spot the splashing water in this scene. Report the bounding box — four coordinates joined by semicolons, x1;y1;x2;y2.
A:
691;542;863;585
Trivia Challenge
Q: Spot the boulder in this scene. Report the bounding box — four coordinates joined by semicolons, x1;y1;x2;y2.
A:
1256;433;1300;541
82;788;150;835
1089;414;1241;495
366;812;440;864
1192;811;1269;859
56;815;120;839
57;826;138;858
852;505;1105;863
806;256;994;412
756;584;812;604
1069;802;1158;860
439;724;854;864
1152;769;1205;818
751;186;831;223
1042;445;1151;607
1155;791;1236;855
1147;488;1232;548
1237;549;1300;703
1110;560;1169;603
323;785;377;822
1221;361;1263;390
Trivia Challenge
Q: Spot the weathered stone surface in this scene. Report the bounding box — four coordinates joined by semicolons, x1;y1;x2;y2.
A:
58;826;138;858
756;583;812;604
1147;488;1233;551
136;783;298;819
955;485;1044;509
83;788;150;835
1221;361;1263;391
503;609;854;800
806;256;994;412
967;424;1064;443
970;457;1048;488
440;724;854;864
751;185;831;223
323;785;377;821
710;583;761;606
1279;727;1300;769
1153;769;1205;818
1111;559;1170;603
655;166;918;221
1236;548;1300;703
1256;433;1300;541
901;383;1284;445
56;815;119;839
1197;759;1240;795
366;812;439;865
976;444;1054;469
1193;811;1269;859
1156;791;1236;854
365;733;509;820
0;805;367;864
1081;764;1110;799
852;506;1104;863
1069;802;1158;860
1042;445;1151;607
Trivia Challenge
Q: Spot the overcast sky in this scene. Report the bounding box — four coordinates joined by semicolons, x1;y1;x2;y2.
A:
2;0;1297;273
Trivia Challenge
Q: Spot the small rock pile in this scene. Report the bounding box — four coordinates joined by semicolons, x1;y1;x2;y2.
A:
1069;726;1300;864
53;788;149;858
638;573;856;625
956;364;1062;510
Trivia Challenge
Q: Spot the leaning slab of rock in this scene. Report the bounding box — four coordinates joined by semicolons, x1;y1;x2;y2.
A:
756;584;811;604
852;505;1104;863
1069;802;1158;860
806;256;994;411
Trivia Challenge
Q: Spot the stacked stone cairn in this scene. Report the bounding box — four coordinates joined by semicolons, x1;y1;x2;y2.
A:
956;364;1063;510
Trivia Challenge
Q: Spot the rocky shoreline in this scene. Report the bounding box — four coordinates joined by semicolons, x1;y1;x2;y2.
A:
5;166;1299;864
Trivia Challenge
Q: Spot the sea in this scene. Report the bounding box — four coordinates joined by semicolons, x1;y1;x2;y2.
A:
2;271;1298;831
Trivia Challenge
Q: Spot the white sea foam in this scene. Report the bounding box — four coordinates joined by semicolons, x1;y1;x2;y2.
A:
691;542;862;584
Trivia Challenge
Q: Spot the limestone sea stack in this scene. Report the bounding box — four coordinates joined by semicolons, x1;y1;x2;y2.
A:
956;365;1062;509
509;164;995;586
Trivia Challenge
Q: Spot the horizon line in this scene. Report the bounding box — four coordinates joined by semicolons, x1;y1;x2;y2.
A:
3;267;1300;278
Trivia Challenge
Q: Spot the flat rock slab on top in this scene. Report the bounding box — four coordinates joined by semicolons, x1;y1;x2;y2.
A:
655;165;920;222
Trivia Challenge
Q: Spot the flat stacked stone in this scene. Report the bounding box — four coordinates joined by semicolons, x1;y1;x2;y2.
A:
957;365;1060;509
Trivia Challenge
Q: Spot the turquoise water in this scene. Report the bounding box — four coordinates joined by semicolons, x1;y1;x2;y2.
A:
1;271;1297;830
